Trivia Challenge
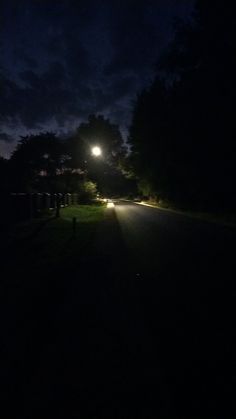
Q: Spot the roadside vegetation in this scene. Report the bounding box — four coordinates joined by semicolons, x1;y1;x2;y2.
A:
127;1;235;215
0;2;234;221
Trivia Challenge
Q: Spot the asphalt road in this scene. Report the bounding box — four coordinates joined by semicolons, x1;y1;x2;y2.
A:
1;201;236;417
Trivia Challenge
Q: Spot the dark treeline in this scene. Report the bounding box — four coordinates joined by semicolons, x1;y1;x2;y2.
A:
1;0;235;212
128;0;236;211
0;115;135;200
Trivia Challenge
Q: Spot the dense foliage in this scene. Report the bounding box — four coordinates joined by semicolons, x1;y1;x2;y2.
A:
129;0;236;211
0;115;134;199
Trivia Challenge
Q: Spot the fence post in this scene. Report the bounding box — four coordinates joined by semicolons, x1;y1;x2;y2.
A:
72;217;76;236
56;194;61;218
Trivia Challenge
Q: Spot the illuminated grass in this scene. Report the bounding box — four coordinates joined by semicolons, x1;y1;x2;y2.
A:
61;204;105;223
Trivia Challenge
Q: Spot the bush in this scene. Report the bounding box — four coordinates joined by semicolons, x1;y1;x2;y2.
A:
78;181;97;203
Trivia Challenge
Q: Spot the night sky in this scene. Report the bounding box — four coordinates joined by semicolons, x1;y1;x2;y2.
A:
0;0;193;158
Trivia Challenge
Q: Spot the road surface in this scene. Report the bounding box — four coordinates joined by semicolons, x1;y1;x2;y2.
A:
1;201;236;417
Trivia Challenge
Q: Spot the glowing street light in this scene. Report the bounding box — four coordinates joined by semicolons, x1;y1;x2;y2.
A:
91;146;102;157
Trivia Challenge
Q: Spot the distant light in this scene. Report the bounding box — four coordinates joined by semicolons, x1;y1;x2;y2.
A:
92;146;102;157
107;202;115;208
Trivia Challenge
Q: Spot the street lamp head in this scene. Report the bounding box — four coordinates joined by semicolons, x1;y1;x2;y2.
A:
91;146;102;157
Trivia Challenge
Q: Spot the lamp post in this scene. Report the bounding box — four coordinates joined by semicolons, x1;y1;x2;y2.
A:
90;146;103;200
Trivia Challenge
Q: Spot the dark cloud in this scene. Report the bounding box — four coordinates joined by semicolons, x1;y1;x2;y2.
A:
13;48;38;69
0;74;21;120
0;0;194;157
0;132;15;142
0;61;93;130
105;0;193;78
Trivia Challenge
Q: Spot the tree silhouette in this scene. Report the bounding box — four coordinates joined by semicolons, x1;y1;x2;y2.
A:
10;132;66;192
69;114;129;196
76;114;125;164
0;156;9;192
129;0;236;211
8;116;131;197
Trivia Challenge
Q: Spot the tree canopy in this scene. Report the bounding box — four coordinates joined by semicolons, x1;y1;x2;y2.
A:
128;0;236;210
67;114;131;196
75;114;125;164
10;132;67;192
3;115;134;198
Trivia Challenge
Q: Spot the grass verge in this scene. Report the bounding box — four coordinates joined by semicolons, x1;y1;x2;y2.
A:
2;204;106;278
